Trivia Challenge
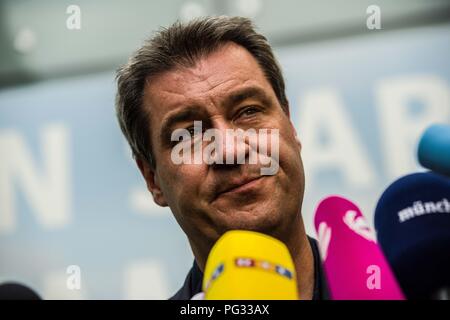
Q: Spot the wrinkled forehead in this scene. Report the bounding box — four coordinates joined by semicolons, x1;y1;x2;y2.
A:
142;42;272;122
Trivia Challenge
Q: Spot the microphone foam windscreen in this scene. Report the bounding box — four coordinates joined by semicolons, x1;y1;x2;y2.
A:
314;196;404;299
418;124;450;176
375;172;450;298
0;282;41;300
203;230;299;299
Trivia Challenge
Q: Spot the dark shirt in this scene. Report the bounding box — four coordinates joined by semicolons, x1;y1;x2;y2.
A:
169;236;329;300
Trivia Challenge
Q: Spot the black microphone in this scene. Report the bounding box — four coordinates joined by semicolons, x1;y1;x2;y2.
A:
0;282;42;300
374;172;450;299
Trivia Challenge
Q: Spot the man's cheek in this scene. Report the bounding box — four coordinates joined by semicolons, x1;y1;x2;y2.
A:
167;166;203;195
277;143;302;186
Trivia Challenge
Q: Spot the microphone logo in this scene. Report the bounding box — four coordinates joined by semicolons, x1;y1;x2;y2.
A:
204;262;225;291
343;210;376;242
234;257;294;280
317;222;332;261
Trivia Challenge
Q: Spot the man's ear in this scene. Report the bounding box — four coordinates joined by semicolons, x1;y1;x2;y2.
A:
136;157;168;207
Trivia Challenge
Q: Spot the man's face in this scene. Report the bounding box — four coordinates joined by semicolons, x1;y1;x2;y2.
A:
141;42;305;244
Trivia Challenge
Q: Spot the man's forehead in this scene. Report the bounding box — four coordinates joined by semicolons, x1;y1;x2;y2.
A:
143;42;268;107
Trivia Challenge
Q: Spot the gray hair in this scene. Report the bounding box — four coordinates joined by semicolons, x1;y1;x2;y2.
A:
115;16;288;168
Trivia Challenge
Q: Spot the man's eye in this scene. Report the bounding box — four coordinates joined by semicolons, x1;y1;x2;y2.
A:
186;126;203;137
171;127;199;146
239;106;260;118
186;127;194;135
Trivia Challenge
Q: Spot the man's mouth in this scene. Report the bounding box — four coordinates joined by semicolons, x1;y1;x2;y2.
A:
215;176;265;199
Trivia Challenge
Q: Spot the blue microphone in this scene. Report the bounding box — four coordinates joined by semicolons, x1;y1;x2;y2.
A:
418;124;450;176
374;172;450;299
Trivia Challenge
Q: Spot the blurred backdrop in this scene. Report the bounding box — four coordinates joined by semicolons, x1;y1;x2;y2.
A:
0;0;449;299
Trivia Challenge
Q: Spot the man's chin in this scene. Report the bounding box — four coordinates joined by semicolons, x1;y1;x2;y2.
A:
217;211;281;236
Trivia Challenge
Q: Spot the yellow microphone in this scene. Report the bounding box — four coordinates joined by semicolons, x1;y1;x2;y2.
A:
203;230;299;299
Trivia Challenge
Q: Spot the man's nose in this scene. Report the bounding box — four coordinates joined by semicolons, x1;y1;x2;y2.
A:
210;121;250;167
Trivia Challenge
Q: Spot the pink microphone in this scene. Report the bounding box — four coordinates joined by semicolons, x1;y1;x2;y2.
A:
314;195;405;300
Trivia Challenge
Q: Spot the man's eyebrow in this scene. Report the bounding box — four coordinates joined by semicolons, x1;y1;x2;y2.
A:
159;87;271;144
160;106;202;143
223;86;272;109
